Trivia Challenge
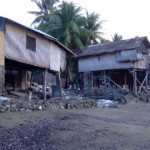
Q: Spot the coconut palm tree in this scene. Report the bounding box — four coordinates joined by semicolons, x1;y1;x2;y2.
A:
29;0;59;26
35;1;103;50
83;11;103;45
44;1;86;51
31;1;103;83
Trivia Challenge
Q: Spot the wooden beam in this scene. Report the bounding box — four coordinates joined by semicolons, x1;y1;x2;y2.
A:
104;71;106;84
124;71;127;89
105;75;124;90
43;69;47;100
133;70;137;95
145;69;148;89
139;70;150;93
128;69;142;89
129;69;149;93
56;72;63;98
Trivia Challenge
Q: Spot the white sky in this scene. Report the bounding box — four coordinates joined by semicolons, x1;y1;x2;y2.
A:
0;0;150;40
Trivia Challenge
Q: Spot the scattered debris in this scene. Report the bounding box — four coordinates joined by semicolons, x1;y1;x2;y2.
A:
1;83;150;113
97;99;119;108
64;100;97;109
63;89;86;101
123;94;138;103
9;91;27;98
83;87;138;104
0;96;97;113
0;96;10;103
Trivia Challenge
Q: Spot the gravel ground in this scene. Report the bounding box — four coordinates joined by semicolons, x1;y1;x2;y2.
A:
1;102;150;150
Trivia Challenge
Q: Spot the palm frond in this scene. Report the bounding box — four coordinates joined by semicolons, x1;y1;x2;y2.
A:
28;11;42;16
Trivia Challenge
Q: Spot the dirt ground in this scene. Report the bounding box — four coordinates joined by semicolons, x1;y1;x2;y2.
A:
1;102;150;150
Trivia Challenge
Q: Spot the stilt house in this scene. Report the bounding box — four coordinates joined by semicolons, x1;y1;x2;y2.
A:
0;16;74;97
78;37;150;93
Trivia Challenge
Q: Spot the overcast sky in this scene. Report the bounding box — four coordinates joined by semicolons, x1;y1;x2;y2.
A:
0;0;150;40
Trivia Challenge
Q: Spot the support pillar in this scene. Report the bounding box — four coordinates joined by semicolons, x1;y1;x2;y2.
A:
51;72;62;98
21;70;27;90
134;70;137;95
104;71;106;84
145;69;148;89
43;69;48;100
84;72;92;89
56;72;63;97
124;72;127;89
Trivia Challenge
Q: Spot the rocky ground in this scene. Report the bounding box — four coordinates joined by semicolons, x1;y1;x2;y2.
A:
1;102;150;150
1;87;149;113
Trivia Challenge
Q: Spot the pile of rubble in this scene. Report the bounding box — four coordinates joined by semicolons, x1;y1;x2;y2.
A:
84;86;150;106
0;95;97;113
64;99;96;109
0;97;61;113
1;84;150;113
63;89;89;101
83;87;140;104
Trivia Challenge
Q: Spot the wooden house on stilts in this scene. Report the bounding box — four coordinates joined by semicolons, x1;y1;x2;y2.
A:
78;37;150;94
0;16;75;98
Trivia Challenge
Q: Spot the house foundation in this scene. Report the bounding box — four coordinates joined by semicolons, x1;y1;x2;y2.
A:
78;36;150;94
82;69;148;93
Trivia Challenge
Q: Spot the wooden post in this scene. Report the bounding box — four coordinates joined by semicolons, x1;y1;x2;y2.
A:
56;72;63;98
21;70;27;90
105;75;124;90
91;72;93;87
146;70;148;89
128;69;142;88
43;69;47;100
134;70;137;95
30;71;33;88
124;71;127;89
104;70;106;84
138;70;150;93
65;58;69;88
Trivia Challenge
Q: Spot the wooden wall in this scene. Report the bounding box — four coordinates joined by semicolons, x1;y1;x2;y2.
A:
4;24;66;72
0;31;4;66
78;51;148;72
78;52;135;72
135;54;148;69
0;31;5;94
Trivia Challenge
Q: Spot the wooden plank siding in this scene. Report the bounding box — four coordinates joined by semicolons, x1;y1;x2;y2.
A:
78;52;135;72
79;50;149;72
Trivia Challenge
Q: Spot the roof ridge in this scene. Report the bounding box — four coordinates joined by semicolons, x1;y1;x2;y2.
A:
78;36;150;58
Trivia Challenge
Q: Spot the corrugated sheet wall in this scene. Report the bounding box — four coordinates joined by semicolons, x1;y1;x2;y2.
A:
0;31;5;94
4;24;66;72
0;31;4;66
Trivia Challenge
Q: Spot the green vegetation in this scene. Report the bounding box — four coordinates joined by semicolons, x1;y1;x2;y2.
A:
29;0;103;52
112;33;123;41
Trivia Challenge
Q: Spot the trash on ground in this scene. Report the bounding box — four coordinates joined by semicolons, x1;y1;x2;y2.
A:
97;99;119;108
